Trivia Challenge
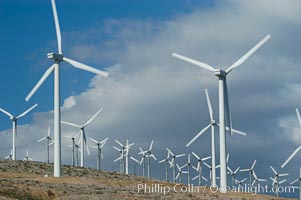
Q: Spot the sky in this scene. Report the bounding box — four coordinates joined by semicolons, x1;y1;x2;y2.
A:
0;0;301;198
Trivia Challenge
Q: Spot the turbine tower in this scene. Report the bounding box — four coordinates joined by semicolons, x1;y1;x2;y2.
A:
166;148;185;182
186;89;246;185
65;131;80;167
24;0;108;177
0;104;38;160
173;34;271;189
62;108;103;167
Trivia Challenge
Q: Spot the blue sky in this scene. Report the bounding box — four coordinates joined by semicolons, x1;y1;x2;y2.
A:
1;0;301;198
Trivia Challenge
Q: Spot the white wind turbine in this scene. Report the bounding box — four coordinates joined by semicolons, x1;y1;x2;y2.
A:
158;150;171;182
23;151;34;162
167;148;185;182
227;166;240;187
138;147;148;177
290;168;301;200
235;178;247;188
61;108;103;167
176;164;187;183
251;170;267;192
281;108;301;168
186;89;246;185
181;154;193;185
37;126;53;163
191;152;211;186
64;132;80;167
90;137;109;170
114;139;134;174
139;140;157;178
240;160;257;189
113;145;125;173
24;0;108;177
270;165;289;197
192;165;208;187
173;34;271;189
0;104;38;160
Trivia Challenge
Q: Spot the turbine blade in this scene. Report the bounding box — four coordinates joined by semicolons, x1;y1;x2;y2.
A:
240;169;250;172
192;175;198;181
17;104;38;119
115;139;123;147
281;146;301;168
149;140;154;151
50;0;62;54
279;173;289;177
251;160;257;169
234;167;241;174
203;162;211;169
176;153;185;158
100;137;109;144
201;156;211;161
89;137;99;144
186;123;211;147
227;166;233;174
279;179;287;184
47;126;51;136
0;108;13;118
63;57;108;77
202;176;208;181
61;121;81;128
37;137;47;143
84;108;103;127
224;79;233;135
270;166;277;175
296;108;301;127
205;89;214;121
172;53;216;72
158;159;166;164
25;64;55;101
226;34;271;74
166;148;174;156
290;178;299;185
113;146;121;152
130;156;140;164
150;154;157;161
191;152;200;160
229;127;247;136
253;171;258;180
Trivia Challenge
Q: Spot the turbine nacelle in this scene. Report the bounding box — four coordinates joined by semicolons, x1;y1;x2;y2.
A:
47;52;63;61
211;119;216;125
213;69;227;77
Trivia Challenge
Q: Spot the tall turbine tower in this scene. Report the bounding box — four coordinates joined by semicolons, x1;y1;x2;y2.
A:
25;0;108;177
172;34;271;189
0;104;38;160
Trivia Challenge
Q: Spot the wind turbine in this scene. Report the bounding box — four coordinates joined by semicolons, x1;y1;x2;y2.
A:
0;104;38;160
181;154;193;185
227;166;240;187
167;148;185;182
192;164;208;186
145;140;157;178
65;131;80;167
270;165;289;197
24;0;108;177
23;151;34;162
251;170;267;192
90;137;109;170
138;147;148;177
113;145;125;173
175;164;187;183
240;160;257;189
37;126;53;163
290;168;301;200
173;34;271;189
235;178;247;188
191;152;210;185
186;89;246;185
158;150;171;182
114;139;134;174
61;108;103;167
281;108;301;168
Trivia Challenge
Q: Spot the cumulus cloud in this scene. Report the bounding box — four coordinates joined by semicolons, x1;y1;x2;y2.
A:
1;0;301;190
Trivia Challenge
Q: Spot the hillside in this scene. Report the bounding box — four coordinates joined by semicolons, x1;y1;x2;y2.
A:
0;160;296;200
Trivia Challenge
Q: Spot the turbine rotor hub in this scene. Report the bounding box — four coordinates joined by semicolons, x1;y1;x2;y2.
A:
47;52;63;61
213;69;226;77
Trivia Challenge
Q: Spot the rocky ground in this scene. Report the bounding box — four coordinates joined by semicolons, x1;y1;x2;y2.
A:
0;160;296;199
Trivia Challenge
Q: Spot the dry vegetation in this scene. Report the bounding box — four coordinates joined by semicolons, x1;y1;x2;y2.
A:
0;160;296;200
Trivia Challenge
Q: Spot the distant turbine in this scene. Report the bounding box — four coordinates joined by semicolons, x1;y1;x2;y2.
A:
235;178;247;188
167;148;185;182
175;164;187;183
270;165;289;197
240;160;257;189
181;154;193;185
24;0;108;177
173;34;271;189
191;152;210;185
158;150;171;182
281;108;301;168
138;147;148;177
4;149;13;160
37;126;53;163
186;89;246;185
90;137;109;170
62;108;103;167
251;170;266;192
23;151;34;162
114;139;134;174
192;164;208;187
0;104;38;160
227;166;240;187
64;131;80;167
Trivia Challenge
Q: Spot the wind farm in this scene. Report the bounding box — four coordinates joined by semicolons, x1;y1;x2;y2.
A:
1;0;301;199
